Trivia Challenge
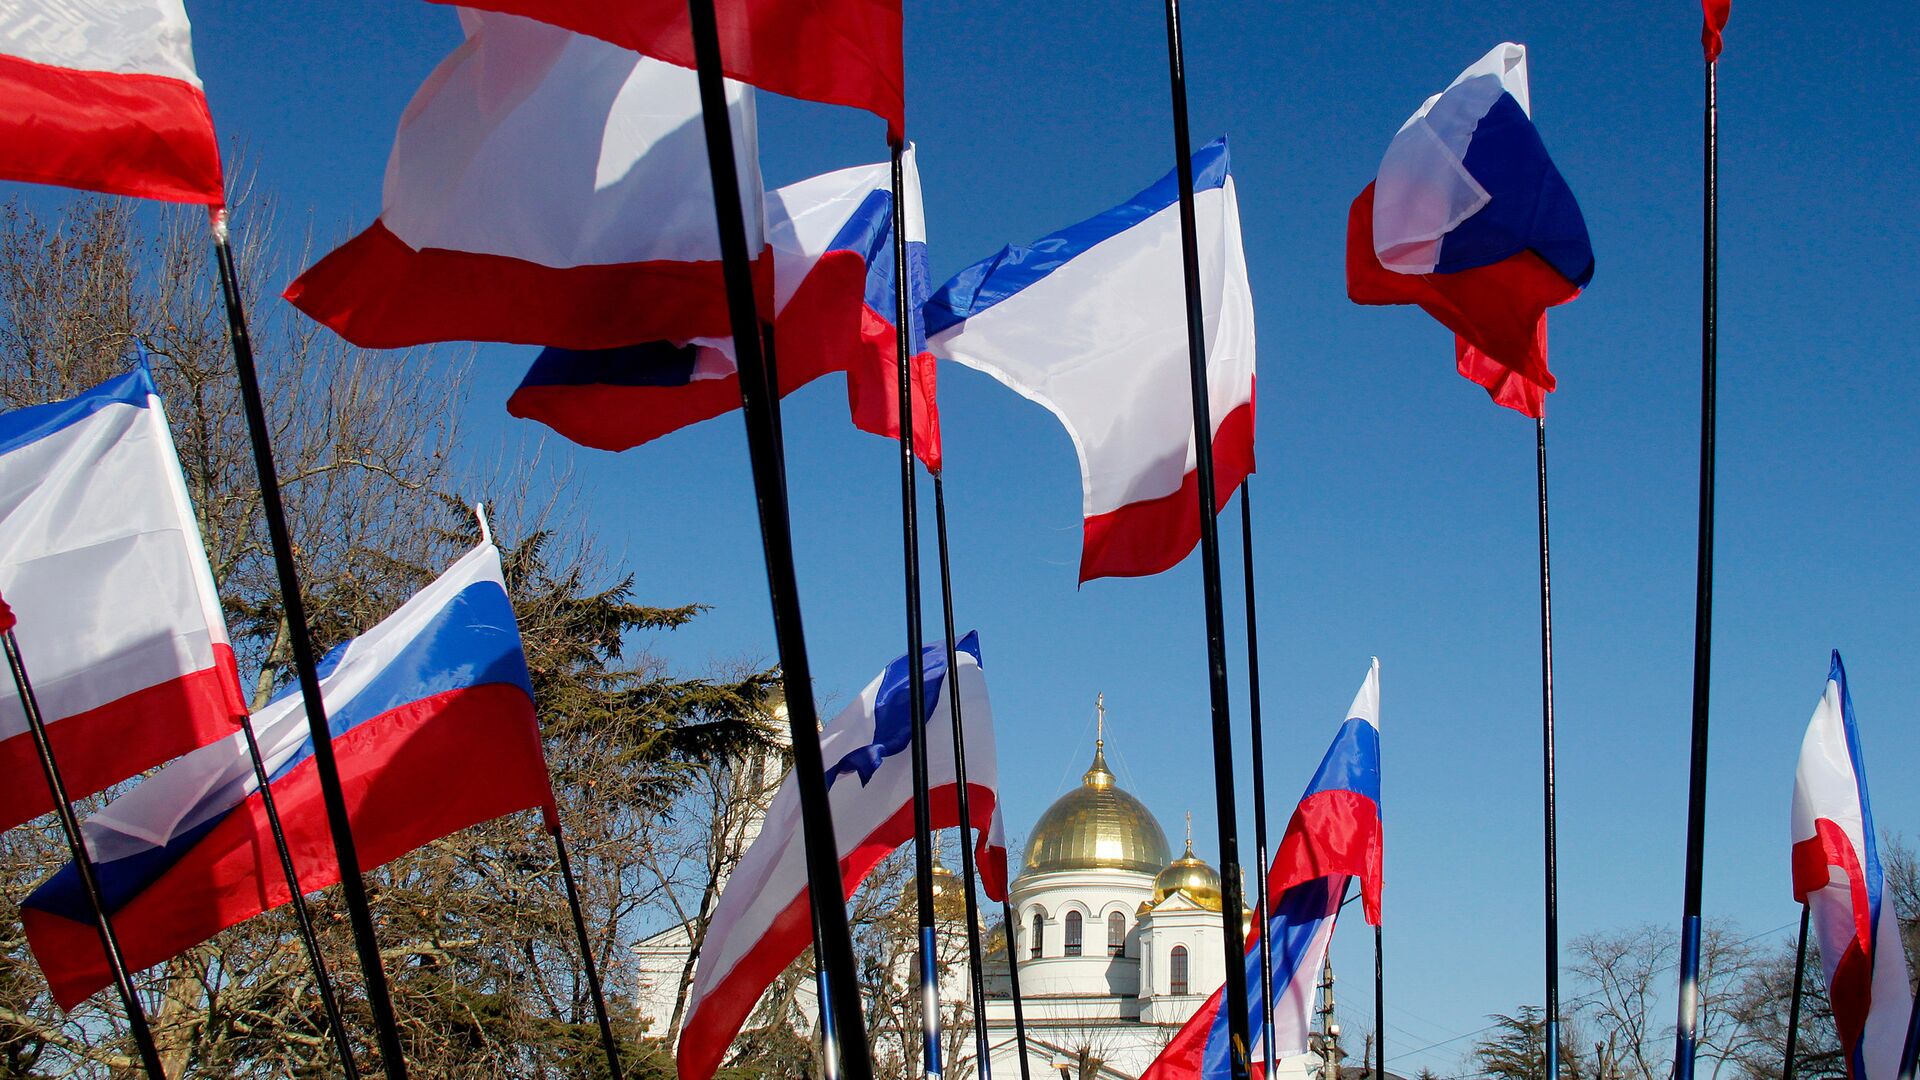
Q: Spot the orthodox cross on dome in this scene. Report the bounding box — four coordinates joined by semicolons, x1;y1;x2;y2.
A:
1185;810;1192;847
1096;691;1105;749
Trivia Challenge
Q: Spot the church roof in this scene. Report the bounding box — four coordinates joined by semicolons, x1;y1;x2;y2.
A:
1022;733;1171;876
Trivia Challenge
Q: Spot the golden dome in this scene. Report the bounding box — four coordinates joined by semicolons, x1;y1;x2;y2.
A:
1151;833;1225;912
1023;738;1171;876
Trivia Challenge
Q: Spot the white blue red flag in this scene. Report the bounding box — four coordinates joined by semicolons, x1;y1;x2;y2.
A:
436;0;905;140
925;138;1255;581
678;633;1004;1080
0;0;223;204
20;542;554;1008
1790;652;1912;1080
508;148;940;471
286;8;764;352
0;365;248;832
1142;659;1382;1080
1346;44;1593;418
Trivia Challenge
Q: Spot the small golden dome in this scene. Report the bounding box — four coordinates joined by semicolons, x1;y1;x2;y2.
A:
1151;833;1225;912
1022;732;1171;876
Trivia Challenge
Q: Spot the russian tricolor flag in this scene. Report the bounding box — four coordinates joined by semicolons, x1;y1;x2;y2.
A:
508;149;940;471
0;365;248;832
1346;44;1592;417
677;634;1003;1080
926;138;1255;581
1143;660;1382;1080
21;542;555;1009
1790;653;1913;1080
0;0;224;204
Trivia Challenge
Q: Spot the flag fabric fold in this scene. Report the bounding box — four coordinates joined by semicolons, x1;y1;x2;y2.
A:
286;8;765;351
0;365;248;833
677;632;1003;1080
1346;43;1592;417
21;542;553;1008
925;137;1255;581
508;148;939;470
1143;659;1382;1080
0;0;223;204
1703;0;1732;62
432;0;905;139
1790;652;1912;1080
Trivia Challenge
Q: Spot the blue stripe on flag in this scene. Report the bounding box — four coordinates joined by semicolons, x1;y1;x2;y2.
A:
1299;716;1382;806
0;365;155;458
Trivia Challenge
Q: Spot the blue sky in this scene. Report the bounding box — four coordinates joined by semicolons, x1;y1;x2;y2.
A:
37;0;1920;1072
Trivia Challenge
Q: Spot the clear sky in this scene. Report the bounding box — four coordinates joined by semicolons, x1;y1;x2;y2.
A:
37;0;1920;1073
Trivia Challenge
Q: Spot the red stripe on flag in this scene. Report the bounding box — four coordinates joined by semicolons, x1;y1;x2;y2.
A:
0;645;247;833
24;681;550;1008
1269;789;1383;926
284;219;766;351
1456;325;1549;419
1078;394;1255;583
0;53;222;205
1702;0;1732;62
675;781;998;1080
436;0;905;140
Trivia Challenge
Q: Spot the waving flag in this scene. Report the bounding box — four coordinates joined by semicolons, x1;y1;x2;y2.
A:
21;542;553;1008
0;0;223;204
1790;652;1912;1080
286;9;764;351
678;633;1003;1080
1346;43;1593;418
0;366;247;832
1143;659;1382;1080
509;148;940;470
926;138;1255;581
1703;0;1732;62
434;0;904;139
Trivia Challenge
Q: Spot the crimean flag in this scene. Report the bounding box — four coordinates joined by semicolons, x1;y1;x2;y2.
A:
21;542;553;1008
925;138;1256;581
1143;659;1382;1080
509;146;940;471
677;634;1005;1080
1790;652;1913;1080
286;9;765;352
432;0;905;140
1703;0;1732;62
1346;43;1593;418
0;365;248;832
0;0;223;204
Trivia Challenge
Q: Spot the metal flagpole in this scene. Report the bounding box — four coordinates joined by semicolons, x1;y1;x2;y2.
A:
210;212;409;1079
931;476;995;1080
1000;897;1034;1080
1374;925;1384;1080
234;717;360;1077
1536;416;1560;1080
1158;0;1253;1075
889;139;945;1080
1898;982;1920;1080
1239;484;1276;1079
678;3;873;1076
548;824;624;1080
1781;904;1808;1080
1671;54;1717;1080
2;622;168;1078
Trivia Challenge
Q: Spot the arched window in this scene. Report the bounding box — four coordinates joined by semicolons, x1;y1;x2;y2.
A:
1029;910;1045;959
1064;911;1083;956
1170;945;1189;995
1107;912;1127;956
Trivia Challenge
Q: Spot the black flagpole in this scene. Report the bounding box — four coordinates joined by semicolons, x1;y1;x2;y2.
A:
1001;897;1034;1080
211;213;409;1079
548;823;624;1080
1374;925;1384;1080
678;3;873;1076
1671;54;1717;1080
234;717;360;1077
1897;977;1920;1080
1159;0;1253;1075
1239;484;1276;1079
1782;903;1808;1080
889;140;945;1080
1536;416;1560;1080
2;625;168;1078
931;476;995;1080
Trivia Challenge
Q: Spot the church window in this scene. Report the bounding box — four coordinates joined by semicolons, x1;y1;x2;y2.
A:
1170;945;1189;995
1107;912;1127;956
1064;911;1083;956
1029;910;1045;959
